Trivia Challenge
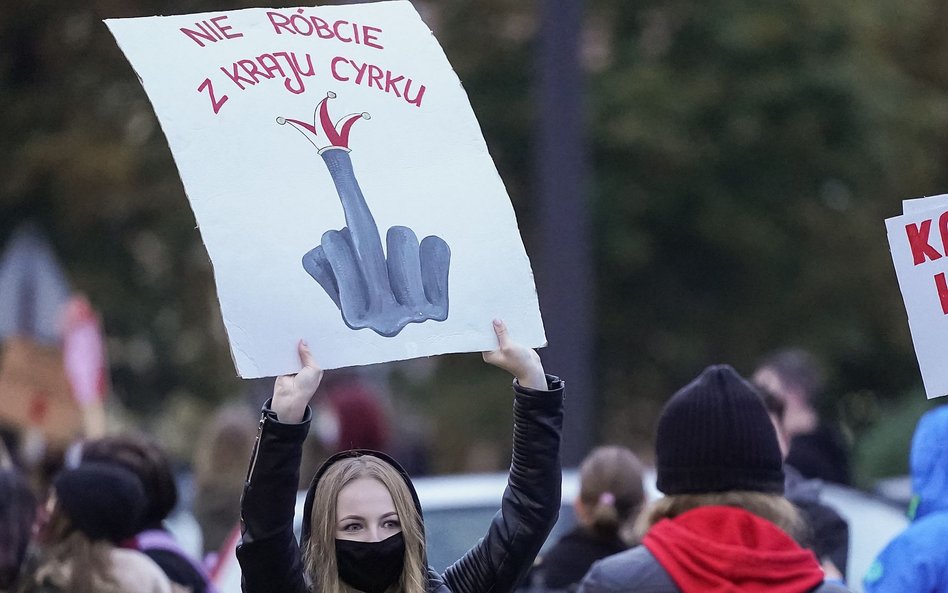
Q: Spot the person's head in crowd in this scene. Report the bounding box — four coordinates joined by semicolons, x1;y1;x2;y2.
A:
80;434;177;532
300;372;392;490
43;462;145;545
302;450;427;593
22;462;154;593
753;348;825;438
316;373;391;453
638;364;804;541
0;469;36;591
753;348;853;487
575;446;645;542
755;384;791;459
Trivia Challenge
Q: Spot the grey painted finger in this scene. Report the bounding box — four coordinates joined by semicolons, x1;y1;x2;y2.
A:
322;228;370;324
419;235;450;317
302;245;342;310
385;226;428;308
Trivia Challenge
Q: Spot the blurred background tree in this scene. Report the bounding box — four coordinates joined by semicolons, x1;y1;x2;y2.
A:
2;0;946;480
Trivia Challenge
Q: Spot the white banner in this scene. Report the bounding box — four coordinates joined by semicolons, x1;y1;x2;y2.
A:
105;2;546;377
887;194;948;398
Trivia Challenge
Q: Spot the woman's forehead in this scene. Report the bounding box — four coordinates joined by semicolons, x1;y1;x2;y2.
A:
336;477;397;517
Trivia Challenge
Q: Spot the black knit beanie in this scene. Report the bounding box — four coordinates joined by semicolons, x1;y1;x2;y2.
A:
53;462;145;543
655;364;784;495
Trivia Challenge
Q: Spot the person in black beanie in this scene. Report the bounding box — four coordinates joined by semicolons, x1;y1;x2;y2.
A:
52;461;145;543
17;462;172;593
577;365;851;593
82;433;216;593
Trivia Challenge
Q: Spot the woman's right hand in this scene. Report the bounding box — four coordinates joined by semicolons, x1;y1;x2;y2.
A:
482;319;548;390
271;340;323;423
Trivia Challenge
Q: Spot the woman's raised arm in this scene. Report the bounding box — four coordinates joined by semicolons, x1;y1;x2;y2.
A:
237;341;322;593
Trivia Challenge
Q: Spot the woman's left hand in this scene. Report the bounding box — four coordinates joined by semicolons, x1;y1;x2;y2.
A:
482;319;548;390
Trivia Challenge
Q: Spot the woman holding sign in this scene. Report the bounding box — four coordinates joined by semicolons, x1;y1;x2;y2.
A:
237;319;564;593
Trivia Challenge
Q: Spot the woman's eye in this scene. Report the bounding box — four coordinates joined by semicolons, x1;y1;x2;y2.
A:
341;523;362;532
382;519;401;529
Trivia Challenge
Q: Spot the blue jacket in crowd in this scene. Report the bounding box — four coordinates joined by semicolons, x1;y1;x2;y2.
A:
864;405;948;593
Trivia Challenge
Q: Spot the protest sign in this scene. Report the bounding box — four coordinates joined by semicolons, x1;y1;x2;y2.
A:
887;194;948;398
903;194;948;214
0;337;82;443
105;2;546;377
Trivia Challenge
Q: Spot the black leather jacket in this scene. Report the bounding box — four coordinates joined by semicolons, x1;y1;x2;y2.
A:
237;376;564;593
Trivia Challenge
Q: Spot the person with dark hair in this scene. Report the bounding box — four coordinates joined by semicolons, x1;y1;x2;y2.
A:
578;365;850;593
17;462;171;593
753;348;851;485
756;383;850;579
81;434;215;593
0;469;35;593
529;446;645;593
237;320;564;593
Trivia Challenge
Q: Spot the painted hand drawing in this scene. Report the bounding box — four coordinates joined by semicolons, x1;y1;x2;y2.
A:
278;92;451;337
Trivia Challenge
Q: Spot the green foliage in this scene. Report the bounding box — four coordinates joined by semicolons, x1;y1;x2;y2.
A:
585;0;948;467
853;392;940;486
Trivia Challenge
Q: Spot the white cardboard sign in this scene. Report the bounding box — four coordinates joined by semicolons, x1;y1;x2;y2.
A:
105;2;546;377
887;194;948;398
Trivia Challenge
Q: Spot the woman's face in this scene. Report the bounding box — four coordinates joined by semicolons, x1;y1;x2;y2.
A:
335;477;401;542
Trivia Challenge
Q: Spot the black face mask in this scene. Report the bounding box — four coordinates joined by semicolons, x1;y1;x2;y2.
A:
335;532;405;593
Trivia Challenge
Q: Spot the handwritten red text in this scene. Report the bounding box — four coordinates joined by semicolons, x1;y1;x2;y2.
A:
905;211;948;314
181;16;244;48
219;51;316;94
267;9;383;49
330;57;425;107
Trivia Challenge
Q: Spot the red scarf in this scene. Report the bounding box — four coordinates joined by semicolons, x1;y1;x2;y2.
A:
643;506;825;593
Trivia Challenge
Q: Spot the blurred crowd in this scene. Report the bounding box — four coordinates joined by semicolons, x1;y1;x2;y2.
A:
0;340;943;593
0;361;413;593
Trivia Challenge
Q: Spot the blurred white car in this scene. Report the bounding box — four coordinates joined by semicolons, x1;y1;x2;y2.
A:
209;470;906;593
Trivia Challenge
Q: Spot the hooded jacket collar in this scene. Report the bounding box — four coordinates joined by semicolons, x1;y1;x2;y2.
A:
910;406;948;519
643;506;824;593
300;449;424;550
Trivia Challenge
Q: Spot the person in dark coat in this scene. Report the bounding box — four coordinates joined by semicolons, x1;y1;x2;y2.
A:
237;319;564;593
577;365;851;593
755;387;850;579
753;349;851;486
529;446;645;593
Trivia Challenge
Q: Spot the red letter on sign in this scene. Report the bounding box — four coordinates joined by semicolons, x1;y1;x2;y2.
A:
936;272;948;314
906;220;943;265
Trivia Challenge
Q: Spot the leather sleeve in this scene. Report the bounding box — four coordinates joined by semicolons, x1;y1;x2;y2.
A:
236;401;311;593
440;375;564;593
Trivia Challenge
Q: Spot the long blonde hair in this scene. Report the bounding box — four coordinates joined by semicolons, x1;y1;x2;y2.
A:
303;455;426;593
634;490;808;543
